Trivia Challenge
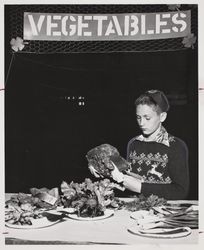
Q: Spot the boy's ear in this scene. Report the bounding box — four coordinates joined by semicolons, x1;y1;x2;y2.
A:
160;112;167;122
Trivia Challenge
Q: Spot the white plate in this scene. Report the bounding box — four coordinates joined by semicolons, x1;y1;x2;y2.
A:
5;208;69;229
5;216;62;229
128;226;192;238
5;206;79;229
67;209;114;221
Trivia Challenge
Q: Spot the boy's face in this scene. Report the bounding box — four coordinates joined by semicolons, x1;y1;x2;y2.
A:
136;104;162;136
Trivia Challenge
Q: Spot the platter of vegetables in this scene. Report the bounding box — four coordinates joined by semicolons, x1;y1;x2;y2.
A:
5;187;63;229
60;178;121;219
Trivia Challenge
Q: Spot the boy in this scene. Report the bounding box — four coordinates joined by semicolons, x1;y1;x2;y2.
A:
90;90;189;200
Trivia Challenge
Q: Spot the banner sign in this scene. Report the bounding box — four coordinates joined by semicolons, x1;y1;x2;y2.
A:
24;11;191;41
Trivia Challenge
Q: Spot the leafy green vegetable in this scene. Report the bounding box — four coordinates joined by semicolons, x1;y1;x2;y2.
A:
124;194;167;212
60;178;121;217
86;144;131;177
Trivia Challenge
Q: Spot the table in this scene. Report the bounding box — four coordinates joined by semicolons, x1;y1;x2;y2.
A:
4;194;199;245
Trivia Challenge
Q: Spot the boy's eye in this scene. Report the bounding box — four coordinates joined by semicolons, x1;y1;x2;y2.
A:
146;117;151;121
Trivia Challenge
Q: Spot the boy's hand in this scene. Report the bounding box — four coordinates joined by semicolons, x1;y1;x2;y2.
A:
111;165;124;183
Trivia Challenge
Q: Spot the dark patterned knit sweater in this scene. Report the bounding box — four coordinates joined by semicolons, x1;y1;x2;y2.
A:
127;135;189;200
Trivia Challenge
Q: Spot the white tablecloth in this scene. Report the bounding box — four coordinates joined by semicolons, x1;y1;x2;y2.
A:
4;194;198;245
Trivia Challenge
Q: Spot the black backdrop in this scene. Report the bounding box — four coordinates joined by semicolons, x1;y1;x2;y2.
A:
5;49;198;199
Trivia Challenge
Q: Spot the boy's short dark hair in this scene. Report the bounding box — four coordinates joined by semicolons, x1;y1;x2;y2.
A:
135;90;170;113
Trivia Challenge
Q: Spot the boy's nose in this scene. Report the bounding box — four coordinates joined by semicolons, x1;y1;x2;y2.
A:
139;118;145;126
138;121;145;128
